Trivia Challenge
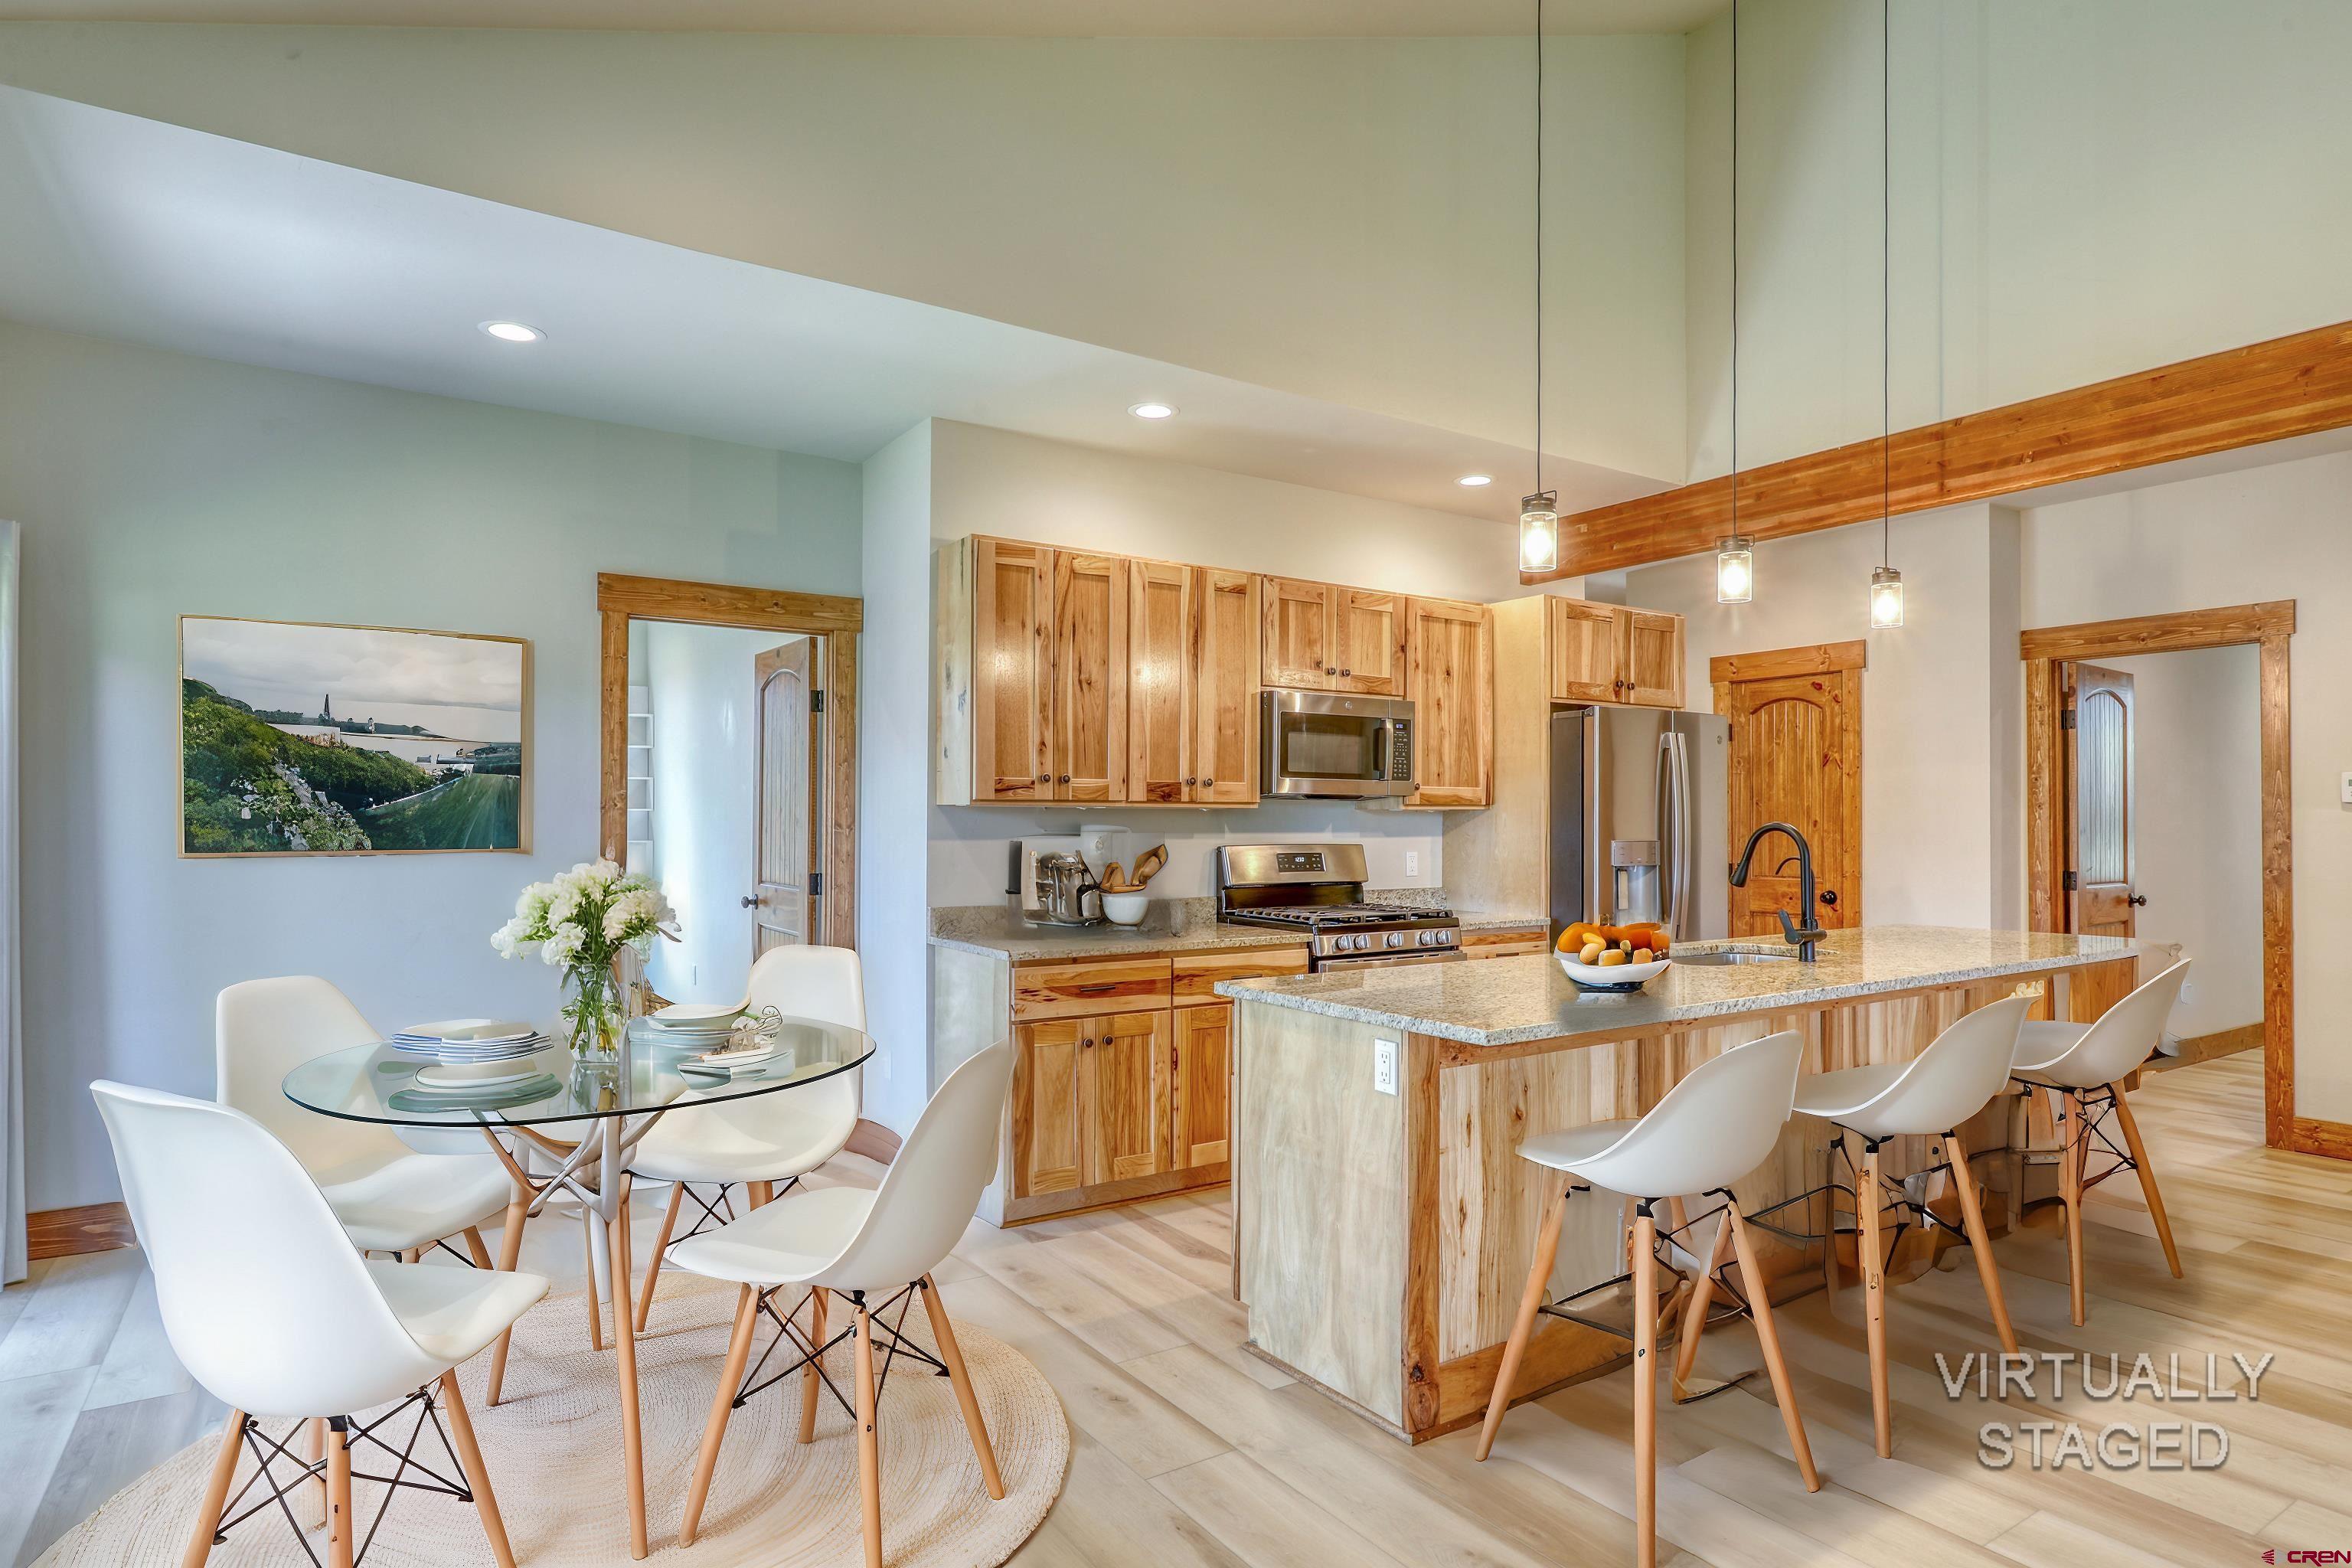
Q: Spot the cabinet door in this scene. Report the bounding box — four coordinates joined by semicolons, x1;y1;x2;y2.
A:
1619;609;1686;708
1012;1018;1084;1197
1168;1002;1232;1170
1405;596;1494;808
1332;588;1408;697
970;538;1054;800
1128;558;1192;803
1259;577;1336;689
1550;596;1621;704
1190;567;1261;805
1050;550;1129;801
1081;1009;1168;1185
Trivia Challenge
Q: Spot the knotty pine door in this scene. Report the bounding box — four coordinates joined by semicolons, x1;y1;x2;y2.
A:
1720;655;1863;934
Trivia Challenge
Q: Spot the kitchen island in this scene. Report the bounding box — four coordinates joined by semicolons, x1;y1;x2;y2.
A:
1215;926;2135;1442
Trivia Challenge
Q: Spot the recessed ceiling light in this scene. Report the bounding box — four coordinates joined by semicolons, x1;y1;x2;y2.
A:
479;321;544;344
1128;401;1177;420
1458;473;1494;487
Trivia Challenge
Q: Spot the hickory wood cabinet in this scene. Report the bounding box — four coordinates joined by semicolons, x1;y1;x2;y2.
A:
940;534;1497;808
1549;598;1687;709
976;943;1307;1223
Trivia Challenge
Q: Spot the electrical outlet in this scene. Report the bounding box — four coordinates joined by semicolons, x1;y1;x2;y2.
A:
1404;850;1420;877
1374;1037;1400;1096
2341;770;2352;805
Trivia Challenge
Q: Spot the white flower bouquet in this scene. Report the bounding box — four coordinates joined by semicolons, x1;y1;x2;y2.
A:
492;859;678;1059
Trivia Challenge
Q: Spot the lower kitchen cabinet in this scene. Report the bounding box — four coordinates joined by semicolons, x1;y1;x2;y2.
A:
944;940;1307;1225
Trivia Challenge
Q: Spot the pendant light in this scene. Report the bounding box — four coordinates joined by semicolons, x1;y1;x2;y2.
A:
1519;0;1560;575
1867;0;1904;629
1715;0;1753;605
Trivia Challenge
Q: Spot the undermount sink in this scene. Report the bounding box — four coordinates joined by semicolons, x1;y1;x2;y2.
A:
1677;949;1803;965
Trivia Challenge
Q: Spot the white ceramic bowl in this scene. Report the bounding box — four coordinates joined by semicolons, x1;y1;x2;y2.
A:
1100;891;1151;926
1557;953;1673;991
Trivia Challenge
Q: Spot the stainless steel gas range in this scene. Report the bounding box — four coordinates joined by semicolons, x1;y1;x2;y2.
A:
1214;842;1464;971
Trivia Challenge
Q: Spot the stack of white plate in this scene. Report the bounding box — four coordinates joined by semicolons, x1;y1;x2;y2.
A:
390;1019;552;1089
639;1001;745;1050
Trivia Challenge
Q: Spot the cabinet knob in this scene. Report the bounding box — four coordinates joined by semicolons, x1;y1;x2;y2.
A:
1325;666;1337;675
1036;773;1049;782
1202;777;1214;787
1185;776;1197;786
1059;773;1072;783
1341;668;1351;677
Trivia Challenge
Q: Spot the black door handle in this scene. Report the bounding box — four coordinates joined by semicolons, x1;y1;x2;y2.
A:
2127;893;2148;906
1818;890;1838;907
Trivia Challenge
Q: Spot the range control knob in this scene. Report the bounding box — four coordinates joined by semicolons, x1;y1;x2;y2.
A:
1386;931;1406;949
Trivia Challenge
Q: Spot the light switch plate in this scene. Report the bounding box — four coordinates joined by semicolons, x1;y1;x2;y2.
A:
1374;1037;1400;1096
2341;770;2352;805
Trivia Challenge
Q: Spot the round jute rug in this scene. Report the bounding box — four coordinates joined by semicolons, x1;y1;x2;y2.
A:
36;1272;1069;1566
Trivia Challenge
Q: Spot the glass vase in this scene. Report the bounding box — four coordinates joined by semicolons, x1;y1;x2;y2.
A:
563;963;623;1063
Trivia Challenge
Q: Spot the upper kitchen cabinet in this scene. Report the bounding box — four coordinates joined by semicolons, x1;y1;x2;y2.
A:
1049;550;1129;801
1128;561;1259;805
1331;589;1407;696
1259;576;1338;689
1403;596;1494;808
963;536;1054;801
1547;597;1687;710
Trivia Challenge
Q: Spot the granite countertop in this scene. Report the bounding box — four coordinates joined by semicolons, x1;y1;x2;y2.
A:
928;897;1547;962
1214;926;2139;1047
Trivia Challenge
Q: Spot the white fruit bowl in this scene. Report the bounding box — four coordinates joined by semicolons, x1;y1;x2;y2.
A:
1557;954;1673;992
1099;891;1151;926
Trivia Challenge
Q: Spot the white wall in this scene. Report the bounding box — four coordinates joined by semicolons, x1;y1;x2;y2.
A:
0;24;1691;485
2096;648;2262;1041
2021;446;2352;1116
925;420;1537;906
1684;0;2352;479
642;622;803;1006
1625;504;2020;929
0;318;862;1208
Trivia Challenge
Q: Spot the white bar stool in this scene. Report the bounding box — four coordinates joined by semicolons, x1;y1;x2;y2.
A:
1782;995;2030;1457
2011;959;2190;1325
1474;1030;1821;1568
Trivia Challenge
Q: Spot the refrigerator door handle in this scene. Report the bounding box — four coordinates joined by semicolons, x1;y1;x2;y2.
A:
1659;730;1693;942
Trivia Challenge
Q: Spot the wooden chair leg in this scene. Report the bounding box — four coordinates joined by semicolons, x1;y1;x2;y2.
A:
1475;1180;1570;1462
854;1302;884;1568
462;1227;494;1270
922;1276;1006;1498
749;1180;775;1209
325;1416;354;1568
1943;1132;2019;1355
2060;1091;2088;1326
1859;1143;1893;1457
181;1410;247;1568
609;1187;648;1560
681;1285;762;1547
635;1183;687;1332
296;1415;326;1528
1672;1205;1734;1397
800;1288;829;1445
1821;1132;1848;1305
2109;1081;2184;1279
439;1370;516;1568
486;1194;529;1406
1632;1204;1659;1568
582;1207;606;1353
1725;1200;1821;1492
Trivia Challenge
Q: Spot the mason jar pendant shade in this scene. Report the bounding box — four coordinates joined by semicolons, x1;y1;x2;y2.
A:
1519;492;1560;573
1869;564;1905;627
1715;535;1754;605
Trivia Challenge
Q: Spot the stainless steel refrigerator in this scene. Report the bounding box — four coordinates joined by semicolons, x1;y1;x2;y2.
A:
1548;706;1733;945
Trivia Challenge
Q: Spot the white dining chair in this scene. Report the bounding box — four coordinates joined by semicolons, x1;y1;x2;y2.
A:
91;1080;547;1568
2011;959;2191;1325
1474;1030;1821;1568
1782;995;2031;1456
626;944;865;1331
670;1038;1014;1568
217;977;534;1406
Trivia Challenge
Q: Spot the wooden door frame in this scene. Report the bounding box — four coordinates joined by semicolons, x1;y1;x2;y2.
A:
1711;639;1867;929
2020;601;2301;1152
596;572;861;951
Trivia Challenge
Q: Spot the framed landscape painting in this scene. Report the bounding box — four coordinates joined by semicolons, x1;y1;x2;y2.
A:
179;616;531;856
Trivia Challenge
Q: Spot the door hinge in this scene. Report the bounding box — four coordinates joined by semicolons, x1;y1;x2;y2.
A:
810;873;824;896
2063;871;2078;892
2060;707;2076;730
811;689;825;714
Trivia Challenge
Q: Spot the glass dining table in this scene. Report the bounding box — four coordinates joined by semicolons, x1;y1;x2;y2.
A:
283;1014;875;1561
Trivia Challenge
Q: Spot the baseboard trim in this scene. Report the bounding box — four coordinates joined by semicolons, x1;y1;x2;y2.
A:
2291;1117;2352;1161
2147;1022;2264;1072
845;1117;901;1165
28;1201;136;1261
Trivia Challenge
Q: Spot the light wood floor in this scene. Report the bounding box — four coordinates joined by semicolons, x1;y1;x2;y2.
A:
6;1053;2345;1567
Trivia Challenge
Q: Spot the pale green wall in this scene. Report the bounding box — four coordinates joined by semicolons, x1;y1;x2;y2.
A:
0;318;862;1208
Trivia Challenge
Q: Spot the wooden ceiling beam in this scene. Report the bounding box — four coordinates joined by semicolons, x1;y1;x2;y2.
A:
1523;320;2352;582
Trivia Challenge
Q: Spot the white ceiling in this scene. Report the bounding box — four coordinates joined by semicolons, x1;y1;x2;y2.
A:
0;1;1729;35
0;86;1659;524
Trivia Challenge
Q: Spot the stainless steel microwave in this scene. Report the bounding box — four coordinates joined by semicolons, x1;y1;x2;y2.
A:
1259;690;1416;798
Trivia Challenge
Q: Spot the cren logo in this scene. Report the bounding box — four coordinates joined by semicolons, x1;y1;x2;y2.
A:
2268;1550;2352;1563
